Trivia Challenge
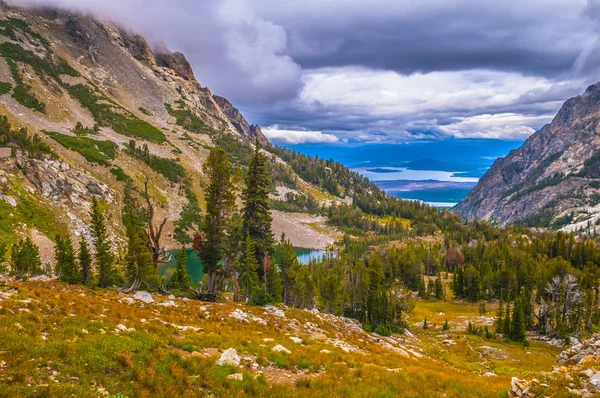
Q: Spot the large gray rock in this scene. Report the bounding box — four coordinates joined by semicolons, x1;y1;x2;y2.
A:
133;291;154;303
216;348;241;367
586;372;600;393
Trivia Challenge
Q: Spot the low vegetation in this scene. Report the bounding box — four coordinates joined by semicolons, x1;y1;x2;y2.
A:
46;131;117;166
67;84;166;144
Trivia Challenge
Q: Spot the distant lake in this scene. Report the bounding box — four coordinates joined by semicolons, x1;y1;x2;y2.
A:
283;140;523;206
159;247;326;285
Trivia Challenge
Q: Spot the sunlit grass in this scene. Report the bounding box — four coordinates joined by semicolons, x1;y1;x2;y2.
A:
0;281;566;397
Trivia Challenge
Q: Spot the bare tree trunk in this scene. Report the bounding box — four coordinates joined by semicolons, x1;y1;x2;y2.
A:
143;178;168;271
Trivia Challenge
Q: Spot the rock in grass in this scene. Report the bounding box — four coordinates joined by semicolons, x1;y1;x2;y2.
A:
119;297;135;305
217;348;241;367
272;345;291;354
586;372;600;393
226;373;243;381
133;291;154;303
290;337;302;344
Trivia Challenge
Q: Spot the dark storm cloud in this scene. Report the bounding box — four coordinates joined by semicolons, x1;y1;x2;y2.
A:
9;0;600;143
260;0;591;78
10;0;303;105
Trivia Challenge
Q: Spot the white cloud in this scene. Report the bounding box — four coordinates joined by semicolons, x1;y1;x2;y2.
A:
434;113;549;140
262;126;339;144
290;67;587;140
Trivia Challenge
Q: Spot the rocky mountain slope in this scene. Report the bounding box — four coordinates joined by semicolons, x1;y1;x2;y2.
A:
0;2;338;257
456;83;600;232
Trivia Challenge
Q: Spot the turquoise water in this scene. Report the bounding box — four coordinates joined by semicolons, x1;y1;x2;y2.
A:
294;248;326;264
159;247;325;285
158;249;204;285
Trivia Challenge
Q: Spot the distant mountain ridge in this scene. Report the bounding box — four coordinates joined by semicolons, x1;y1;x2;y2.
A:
456;83;600;232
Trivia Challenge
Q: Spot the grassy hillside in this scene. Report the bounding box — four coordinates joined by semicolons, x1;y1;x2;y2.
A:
0;280;563;398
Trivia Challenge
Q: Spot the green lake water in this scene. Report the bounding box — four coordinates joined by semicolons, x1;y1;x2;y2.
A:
158;247;326;286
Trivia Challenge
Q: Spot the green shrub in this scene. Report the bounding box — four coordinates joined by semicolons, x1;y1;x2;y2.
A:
0;82;11;95
46;131;117;166
110;166;130;182
67;84;166;143
165;102;216;135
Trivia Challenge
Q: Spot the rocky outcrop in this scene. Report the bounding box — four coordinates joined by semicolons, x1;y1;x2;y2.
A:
456;83;600;231
213;95;269;146
19;158;112;207
155;51;196;82
509;333;600;397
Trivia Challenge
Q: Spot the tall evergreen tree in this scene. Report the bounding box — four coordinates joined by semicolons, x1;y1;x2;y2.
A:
238;235;261;303
495;297;505;334
90;196;114;288
79;237;92;285
510;298;527;342
200;148;237;299
503;302;511;336
241;141;274;268
56;235;79;284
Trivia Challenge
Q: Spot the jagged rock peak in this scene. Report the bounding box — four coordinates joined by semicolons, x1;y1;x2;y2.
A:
213;95;269;146
155;50;196;82
455;82;600;231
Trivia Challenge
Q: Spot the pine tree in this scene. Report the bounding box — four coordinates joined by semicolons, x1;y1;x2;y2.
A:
238;236;261;303
201;148;237;299
503;302;511;336
11;237;42;276
418;277;427;298
443;318;450;330
423;317;428;330
170;246;190;291
495;297;504;334
79;237;92;285
510;298;527;342
241;141;274;267
90;196;114;288
56;235;79;284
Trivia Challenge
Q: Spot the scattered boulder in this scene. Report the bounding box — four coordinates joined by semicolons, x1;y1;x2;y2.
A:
482;371;496;377
115;324;135;333
119;297;135;305
586;372;600;393
1;195;16;207
290;337;302;344
509;377;530;397
133;291;154;303
216;348;241;367
272;345;291;354
229;309;266;325
226;373;244;381
580;369;596;379
443;339;456;346
158;300;177;307
263;305;285;318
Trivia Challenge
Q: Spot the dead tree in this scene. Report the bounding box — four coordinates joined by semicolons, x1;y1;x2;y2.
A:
143;178;169;271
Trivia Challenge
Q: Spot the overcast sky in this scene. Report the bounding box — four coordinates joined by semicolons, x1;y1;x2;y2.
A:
12;0;600;144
